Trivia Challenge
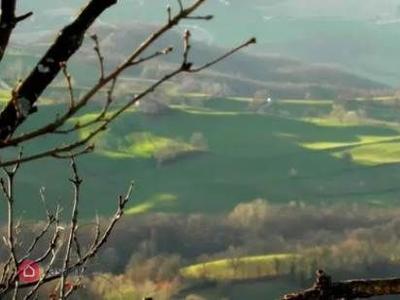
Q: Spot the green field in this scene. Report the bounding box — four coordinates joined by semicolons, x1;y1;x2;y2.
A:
180;253;298;280
4;94;400;219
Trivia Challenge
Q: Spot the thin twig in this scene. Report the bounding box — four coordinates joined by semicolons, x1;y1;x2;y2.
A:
189;37;257;73
182;29;192;70
34;206;62;264
90;34;105;81
60;62;75;108
0;0;32;61
1;149;23;285
91;214;101;251
128;46;174;67
23;242;61;300
54;78;118;134
167;4;172;23
185;14;213;20
177;0;184;12
17;186;56;263
59;156;82;299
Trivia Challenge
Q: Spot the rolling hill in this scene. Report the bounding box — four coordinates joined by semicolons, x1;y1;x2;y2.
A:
5;93;400;220
2;1;400;221
10;0;400;87
7;20;388;100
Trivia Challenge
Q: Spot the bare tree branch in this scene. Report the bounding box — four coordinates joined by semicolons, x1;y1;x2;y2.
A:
0;0;117;141
167;4;172;23
3;180;134;292
60;62;75;108
188;37;257;73
23;236;61;300
89;34;105;81
0;1;32;61
0;149;23;291
59;156;82;299
282;270;400;299
19;218;55;264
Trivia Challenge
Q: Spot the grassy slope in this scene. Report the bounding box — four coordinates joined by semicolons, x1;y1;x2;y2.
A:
10;96;400;220
180;253;298;280
3;89;400;220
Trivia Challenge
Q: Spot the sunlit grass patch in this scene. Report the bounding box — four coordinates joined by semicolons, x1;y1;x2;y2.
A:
302;117;356;127
126;133;179;158
180;253;298;280
371;96;394;101
279;99;333;105
176;107;240;115
125;193;177;215
185;110;239;116
178;92;209;98
334;141;400;165
274;132;297;139
124;132;195;159
100;132;196;160
169;105;212;112
0;89;10;100
70;111;119;125
97;150;133;159
227;96;252;102
125;202;155;215
75;121;204;161
301;135;399;150
169;104;241;115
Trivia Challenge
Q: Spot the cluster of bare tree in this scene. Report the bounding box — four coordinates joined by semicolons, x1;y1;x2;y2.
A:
8;200;399;298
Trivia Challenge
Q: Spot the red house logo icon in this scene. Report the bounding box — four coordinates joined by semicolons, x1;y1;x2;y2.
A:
18;260;40;283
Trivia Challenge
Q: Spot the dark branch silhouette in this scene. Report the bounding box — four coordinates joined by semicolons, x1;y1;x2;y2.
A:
282;269;400;299
0;0;32;61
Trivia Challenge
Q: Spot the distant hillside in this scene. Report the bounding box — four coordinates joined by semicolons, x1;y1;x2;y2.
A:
23;22;385;99
10;94;400;220
11;1;400;87
259;0;399;19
